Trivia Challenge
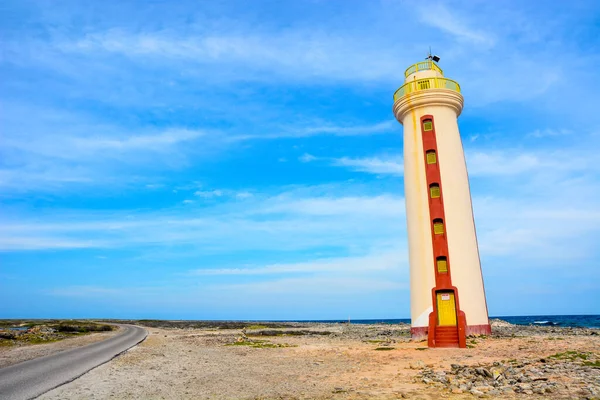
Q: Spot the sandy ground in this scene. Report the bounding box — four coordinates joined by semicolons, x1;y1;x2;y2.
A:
0;328;121;368
33;323;599;400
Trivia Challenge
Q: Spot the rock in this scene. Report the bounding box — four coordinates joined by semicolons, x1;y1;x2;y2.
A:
491;369;503;380
469;388;484;396
451;388;463;394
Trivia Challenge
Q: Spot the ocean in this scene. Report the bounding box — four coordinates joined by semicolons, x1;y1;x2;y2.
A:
295;315;600;329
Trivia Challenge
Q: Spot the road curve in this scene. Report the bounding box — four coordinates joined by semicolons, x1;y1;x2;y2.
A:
0;324;147;400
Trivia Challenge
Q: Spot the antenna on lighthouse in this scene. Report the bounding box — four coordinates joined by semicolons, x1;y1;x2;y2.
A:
426;47;441;63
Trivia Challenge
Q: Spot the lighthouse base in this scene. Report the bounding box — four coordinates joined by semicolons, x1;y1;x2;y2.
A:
410;324;492;344
465;324;492;336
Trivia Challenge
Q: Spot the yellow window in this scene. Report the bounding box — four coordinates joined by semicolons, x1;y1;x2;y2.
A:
426;150;437;164
418;80;431;91
436;257;448;273
430;184;440;198
433;219;444;235
423;120;433;131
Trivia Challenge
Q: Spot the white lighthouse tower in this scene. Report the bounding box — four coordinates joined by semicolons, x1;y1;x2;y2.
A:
393;57;491;348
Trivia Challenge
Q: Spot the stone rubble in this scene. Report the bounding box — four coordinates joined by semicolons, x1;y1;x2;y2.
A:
417;354;600;397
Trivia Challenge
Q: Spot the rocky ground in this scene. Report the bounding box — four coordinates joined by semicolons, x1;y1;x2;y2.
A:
33;319;599;399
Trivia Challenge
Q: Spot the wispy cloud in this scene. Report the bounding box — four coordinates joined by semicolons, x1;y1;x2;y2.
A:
297;154;403;176
47;285;123;297
417;3;495;47
53;30;409;83
187;250;403;276
0;186;405;252
527;128;573;138
331;156;403;176
466;148;598;176
217;276;406;296
299;153;317;163
230;121;396;142
194;189;224;198
0;101;394;193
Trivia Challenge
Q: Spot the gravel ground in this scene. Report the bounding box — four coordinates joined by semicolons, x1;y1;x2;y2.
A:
33;321;600;399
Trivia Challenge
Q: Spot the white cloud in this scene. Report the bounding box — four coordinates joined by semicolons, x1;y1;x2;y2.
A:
187;249;403;276
193;189;253;200
194;189;223;198
465;148;597;177
417;3;495;47
475;198;600;260
235;191;253;199
47;285;122;297
0;187;406;252
331;156;403;176
70;129;205;152
295;153;403;176
217;276;406;296
4;127;205;161
262;195;404;217
299;153;317;163
0;236;106;251
230;121;396;142
56;30;409;83
527;128;573;138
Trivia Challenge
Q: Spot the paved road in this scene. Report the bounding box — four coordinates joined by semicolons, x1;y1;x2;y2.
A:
0;324;147;400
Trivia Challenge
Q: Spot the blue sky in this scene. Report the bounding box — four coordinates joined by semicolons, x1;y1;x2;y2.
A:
1;0;599;320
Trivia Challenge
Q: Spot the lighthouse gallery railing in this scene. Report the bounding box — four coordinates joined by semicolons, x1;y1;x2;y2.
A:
404;61;444;77
393;77;461;102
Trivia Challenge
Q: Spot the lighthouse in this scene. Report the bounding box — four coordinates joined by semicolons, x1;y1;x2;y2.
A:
393;57;491;348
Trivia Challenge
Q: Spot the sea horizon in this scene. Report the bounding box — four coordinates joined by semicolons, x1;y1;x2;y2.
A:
264;314;600;328
6;314;600;329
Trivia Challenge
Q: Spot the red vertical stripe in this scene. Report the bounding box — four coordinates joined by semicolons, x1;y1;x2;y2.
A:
420;115;467;348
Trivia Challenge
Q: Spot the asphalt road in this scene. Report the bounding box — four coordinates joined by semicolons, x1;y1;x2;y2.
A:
0;324;147;400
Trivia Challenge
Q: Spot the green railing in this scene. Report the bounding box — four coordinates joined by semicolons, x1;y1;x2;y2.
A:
404;61;443;78
393;77;461;102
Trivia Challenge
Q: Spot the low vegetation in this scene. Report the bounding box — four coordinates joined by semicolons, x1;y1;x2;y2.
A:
0;320;114;347
548;350;593;361
116;320;300;330
246;329;333;337
547;351;600;368
226;339;296;349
